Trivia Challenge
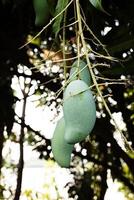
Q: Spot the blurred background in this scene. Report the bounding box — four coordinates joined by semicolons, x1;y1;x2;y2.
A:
0;0;134;200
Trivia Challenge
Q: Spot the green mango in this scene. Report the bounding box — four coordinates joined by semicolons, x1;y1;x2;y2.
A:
33;0;50;26
51;117;73;168
63;80;96;144
69;60;92;86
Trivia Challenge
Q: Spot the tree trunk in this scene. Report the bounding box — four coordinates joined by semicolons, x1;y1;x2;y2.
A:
13;95;27;200
0;129;4;197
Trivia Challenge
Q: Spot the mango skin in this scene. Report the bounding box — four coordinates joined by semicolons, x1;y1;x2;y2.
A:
51;117;73;168
63;80;96;144
69;60;92;86
33;0;50;26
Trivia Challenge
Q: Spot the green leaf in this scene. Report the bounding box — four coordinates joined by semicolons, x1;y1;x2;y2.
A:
89;0;109;14
52;0;69;36
89;0;103;10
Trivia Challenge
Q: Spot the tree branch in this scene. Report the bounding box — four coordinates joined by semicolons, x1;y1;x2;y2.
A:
13;95;27;200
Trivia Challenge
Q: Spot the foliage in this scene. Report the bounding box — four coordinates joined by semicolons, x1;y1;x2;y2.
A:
53;0;70;36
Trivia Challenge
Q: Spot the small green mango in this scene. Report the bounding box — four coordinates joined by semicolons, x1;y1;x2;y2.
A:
51;117;73;168
63;80;96;144
33;0;50;26
69;60;92;86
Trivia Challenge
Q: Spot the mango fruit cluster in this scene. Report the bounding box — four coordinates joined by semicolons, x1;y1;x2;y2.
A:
51;60;96;168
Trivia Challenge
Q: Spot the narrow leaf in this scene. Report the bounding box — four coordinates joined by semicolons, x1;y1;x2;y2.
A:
53;0;69;36
89;0;109;15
